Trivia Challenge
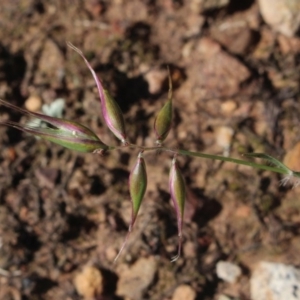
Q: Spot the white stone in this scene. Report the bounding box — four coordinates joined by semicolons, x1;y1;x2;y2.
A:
216;261;242;283
42;98;65;118
258;0;300;37
251;261;300;300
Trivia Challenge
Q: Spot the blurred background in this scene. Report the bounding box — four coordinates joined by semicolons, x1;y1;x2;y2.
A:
0;0;300;299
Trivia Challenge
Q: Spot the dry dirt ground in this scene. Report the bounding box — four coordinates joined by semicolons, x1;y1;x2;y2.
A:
1;1;300;299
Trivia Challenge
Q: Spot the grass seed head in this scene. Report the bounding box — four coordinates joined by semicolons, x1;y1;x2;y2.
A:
154;68;173;146
169;155;186;262
67;42;128;145
114;151;147;262
0;99;109;154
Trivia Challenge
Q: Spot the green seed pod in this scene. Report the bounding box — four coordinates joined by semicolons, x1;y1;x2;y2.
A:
0;99;109;154
169;155;186;262
154;69;173;146
129;151;147;225
114;151;147;262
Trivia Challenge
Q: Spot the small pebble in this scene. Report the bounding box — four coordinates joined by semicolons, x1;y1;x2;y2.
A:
258;0;300;37
172;284;197;300
116;257;157;300
221;100;237;115
216;261;242;283
144;69;168;94
74;265;104;299
215;126;234;156
24;95;42;112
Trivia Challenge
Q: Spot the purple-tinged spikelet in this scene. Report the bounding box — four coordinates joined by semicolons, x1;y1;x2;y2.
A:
169;155;186;262
0;99;109;154
67;42;127;145
102;89;127;144
114;151;147;262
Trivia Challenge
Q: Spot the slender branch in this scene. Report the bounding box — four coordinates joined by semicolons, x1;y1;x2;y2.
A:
175;149;287;175
108;144;288;175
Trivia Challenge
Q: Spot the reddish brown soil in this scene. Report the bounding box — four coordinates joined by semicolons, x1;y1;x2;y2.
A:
1;1;300;300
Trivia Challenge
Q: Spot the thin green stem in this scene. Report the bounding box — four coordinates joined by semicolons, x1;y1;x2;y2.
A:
108;144;288;175
175;149;287;175
106;144;287;175
107;144;160;152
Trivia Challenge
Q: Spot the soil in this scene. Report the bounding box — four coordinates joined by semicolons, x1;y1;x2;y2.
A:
1;1;300;300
